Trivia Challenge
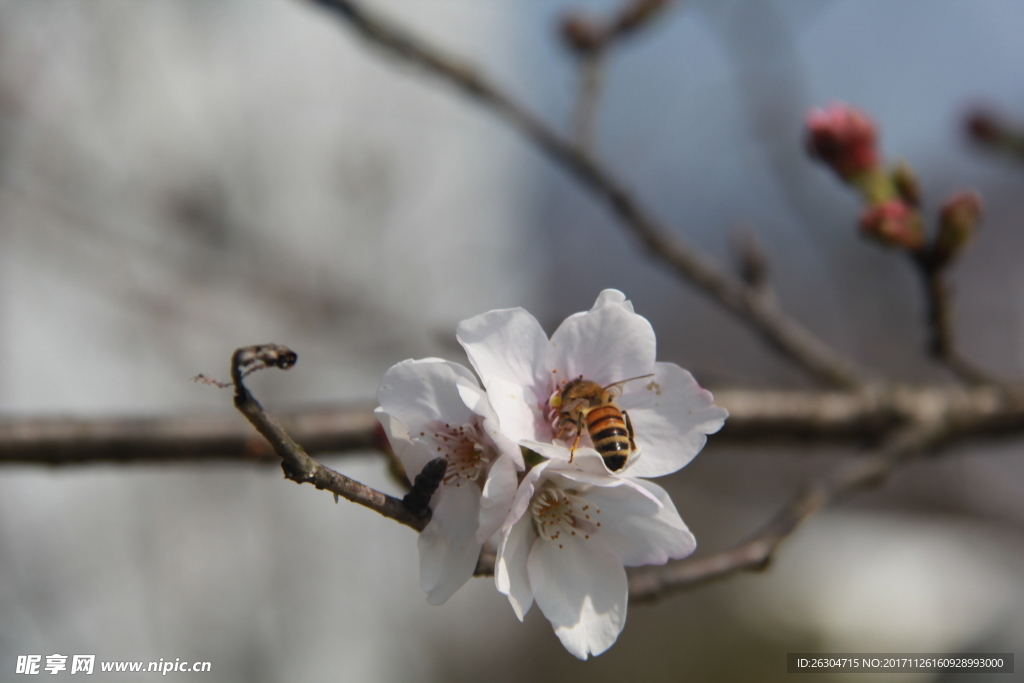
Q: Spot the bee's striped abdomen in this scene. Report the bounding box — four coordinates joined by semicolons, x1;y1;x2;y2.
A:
586;405;630;471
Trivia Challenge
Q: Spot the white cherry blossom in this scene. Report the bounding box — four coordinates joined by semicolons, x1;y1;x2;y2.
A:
376;358;523;605
456;289;727;477
495;452;696;659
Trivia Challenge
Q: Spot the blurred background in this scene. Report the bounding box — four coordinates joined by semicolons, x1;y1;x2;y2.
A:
1;0;1023;680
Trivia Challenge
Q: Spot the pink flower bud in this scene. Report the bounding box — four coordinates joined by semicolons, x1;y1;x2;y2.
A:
935;191;982;263
806;103;880;181
858;200;923;251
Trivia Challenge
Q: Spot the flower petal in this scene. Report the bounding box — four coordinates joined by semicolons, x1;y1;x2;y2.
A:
504;459;547;532
374;409;434;477
373;407;409;448
457;379;525;469
456;307;550;395
618;362;728;478
495;513;535;620
591;288;634;313
477;453;519;544
417;483;482;605
520;439;575;464
481;376;546;444
537;454;663;506
585;479;696;566
548;294;656;390
377;358;477;437
528;536;628;660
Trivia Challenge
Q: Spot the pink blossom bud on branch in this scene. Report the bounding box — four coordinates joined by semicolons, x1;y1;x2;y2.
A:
858;200;924;251
805;103;880;182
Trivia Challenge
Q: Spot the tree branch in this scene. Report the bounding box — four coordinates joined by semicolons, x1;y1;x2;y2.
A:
223;345;427;532
628;422;946;599
570;53;605;151
308;0;867;389
966;108;1024;165
471;389;1024;580
919;264;997;385
561;0;676;150
0;404;382;465
6;383;1024;464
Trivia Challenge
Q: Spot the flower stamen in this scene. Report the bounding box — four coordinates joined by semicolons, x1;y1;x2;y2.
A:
420;422;488;487
530;485;600;545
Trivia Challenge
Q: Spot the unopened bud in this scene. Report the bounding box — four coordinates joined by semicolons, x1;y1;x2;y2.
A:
966;109;1002;144
934;191;982;263
859;200;924;251
806;103;879;181
891;160;921;207
560;12;604;54
965;108;1024;159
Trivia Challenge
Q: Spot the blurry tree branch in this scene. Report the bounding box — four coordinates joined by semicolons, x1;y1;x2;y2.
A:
570;49;604;151
7;383;1024;464
967;108;1024;165
308;0;866;389
559;0;677;149
626;422;946;599
473;420;980;584
918;264;996;386
0;404;381;465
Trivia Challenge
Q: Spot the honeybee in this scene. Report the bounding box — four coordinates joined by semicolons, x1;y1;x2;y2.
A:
551;374;653;472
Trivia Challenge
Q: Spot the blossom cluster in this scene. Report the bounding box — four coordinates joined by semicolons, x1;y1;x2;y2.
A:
375;290;727;659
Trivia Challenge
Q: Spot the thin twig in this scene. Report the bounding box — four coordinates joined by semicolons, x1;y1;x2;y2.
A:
571;53;605;151
917;258;996;385
626;422;946;600
308;0;866;389
225;345;427;532
562;0;675;149
966;109;1024;165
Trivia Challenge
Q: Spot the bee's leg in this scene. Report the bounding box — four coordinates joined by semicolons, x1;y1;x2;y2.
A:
624;410;637;452
555;409;576;441
569;414;585;462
